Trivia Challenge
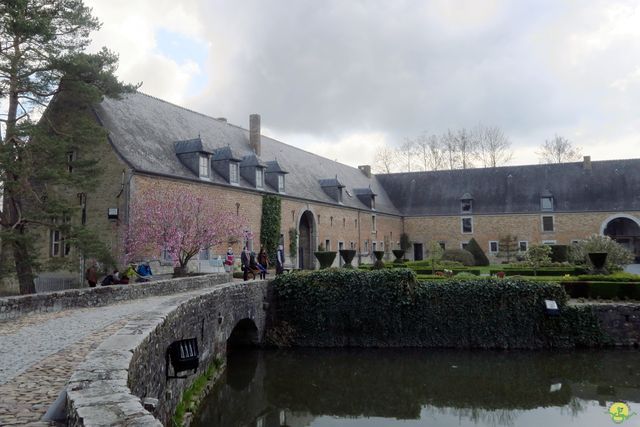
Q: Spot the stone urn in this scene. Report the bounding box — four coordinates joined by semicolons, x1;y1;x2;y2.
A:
314;251;337;269
392;249;405;263
372;250;385;269
339;249;357;268
588;252;608;274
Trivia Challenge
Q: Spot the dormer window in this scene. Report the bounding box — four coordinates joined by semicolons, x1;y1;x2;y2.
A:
337;188;343;204
354;187;377;210
460;193;473;213
320;177;346;204
256;168;264;189
230;163;239;184
540;189;554;211
371;196;376;210
199;155;209;177
278;174;285;192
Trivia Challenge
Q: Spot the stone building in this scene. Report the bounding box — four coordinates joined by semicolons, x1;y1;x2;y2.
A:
29;92;640;286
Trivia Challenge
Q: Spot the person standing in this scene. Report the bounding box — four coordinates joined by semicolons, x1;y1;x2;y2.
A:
276;244;285;275
241;246;250;281
224;247;235;272
257;246;269;279
85;261;98;287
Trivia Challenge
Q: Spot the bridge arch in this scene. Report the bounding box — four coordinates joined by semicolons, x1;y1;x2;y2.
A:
227;318;259;349
600;214;640;262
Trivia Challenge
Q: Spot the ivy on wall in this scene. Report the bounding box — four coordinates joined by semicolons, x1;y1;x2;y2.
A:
260;195;282;265
288;227;298;260
271;269;610;349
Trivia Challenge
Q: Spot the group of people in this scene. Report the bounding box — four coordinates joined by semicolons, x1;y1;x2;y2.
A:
85;261;153;287
231;244;285;281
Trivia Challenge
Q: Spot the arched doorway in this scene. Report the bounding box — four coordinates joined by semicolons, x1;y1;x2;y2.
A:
602;216;640;262
298;210;315;269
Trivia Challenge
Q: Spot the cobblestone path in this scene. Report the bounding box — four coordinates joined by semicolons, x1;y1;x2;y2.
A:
0;291;216;426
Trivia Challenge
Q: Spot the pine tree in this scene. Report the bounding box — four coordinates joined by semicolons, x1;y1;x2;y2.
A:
0;1;136;294
497;234;519;264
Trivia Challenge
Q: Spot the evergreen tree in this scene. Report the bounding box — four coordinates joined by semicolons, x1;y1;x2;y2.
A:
466;238;490;266
0;0;136;294
497;234;519;264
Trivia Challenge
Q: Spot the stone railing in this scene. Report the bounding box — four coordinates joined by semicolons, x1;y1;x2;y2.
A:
0;273;232;321
66;278;269;426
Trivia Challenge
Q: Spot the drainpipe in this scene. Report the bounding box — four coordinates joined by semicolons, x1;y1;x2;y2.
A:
357;210;361;266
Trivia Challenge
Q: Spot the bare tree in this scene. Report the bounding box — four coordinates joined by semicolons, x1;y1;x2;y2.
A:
373;146;397;173
476;125;513;167
441;130;461;170
415;133;445;171
395;138;416;172
453;128;477;169
537;135;582;163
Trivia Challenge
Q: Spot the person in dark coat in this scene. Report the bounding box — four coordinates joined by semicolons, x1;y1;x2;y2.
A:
85;262;98;287
276;244;285;275
241;246;250;281
257;246;269;279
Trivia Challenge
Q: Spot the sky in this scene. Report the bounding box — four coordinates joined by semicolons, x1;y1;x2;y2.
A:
84;0;640;169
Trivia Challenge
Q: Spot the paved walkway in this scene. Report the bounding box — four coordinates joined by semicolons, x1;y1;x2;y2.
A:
0;289;223;426
625;264;640;274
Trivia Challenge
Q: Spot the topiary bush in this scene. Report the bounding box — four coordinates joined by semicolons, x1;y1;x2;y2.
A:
571;235;635;271
339;249;356;268
314;251;337;269
549;245;569;263
271;269;610;349
466;238;490;266
441;249;475;266
372;251;385;269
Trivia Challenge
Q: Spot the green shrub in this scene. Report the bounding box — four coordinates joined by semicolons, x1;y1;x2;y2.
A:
414;268;481;275
575;272;640;282
490;267;586;276
454;272;478;279
441;249;475;266
466;238;490;266
562;281;640;300
571;235;635;271
406;260;464;269
271;269;609;349
549;245;569;263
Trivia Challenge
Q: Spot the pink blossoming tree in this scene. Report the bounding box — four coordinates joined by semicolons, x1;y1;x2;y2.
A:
125;187;247;273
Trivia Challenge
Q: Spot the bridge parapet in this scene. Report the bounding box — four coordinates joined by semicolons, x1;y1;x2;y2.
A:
66;279;269;426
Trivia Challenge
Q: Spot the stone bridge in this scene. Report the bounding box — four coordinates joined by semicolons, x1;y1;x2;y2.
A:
0;273;270;426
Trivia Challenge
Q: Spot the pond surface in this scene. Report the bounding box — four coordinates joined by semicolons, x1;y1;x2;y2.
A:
192;348;640;427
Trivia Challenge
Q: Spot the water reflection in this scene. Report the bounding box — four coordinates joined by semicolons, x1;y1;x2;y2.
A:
192;349;640;427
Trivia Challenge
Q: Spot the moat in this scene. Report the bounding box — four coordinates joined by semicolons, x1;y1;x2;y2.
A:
192;348;640;427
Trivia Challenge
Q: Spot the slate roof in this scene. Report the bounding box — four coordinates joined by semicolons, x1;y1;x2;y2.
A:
240;153;267;168
376;159;640;216
175;137;210;154
94;92;400;215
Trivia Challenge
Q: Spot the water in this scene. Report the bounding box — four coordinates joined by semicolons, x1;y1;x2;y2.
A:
192;348;640;427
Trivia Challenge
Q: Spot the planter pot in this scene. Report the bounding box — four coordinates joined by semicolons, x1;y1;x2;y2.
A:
339;249;357;268
314;251;337;269
373;251;385;261
392;249;405;263
588;252;608;274
372;250;386;269
173;266;188;277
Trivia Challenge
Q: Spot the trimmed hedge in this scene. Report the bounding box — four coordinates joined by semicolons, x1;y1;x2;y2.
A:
562;281;640;300
271;269;610;349
574;273;640;282
490;267;588;276
442;249;475;266
467;238;490;266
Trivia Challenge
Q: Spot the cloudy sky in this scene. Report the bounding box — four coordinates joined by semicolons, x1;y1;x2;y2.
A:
85;0;640;169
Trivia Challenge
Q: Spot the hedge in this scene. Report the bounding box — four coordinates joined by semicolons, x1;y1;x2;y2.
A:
574;273;640;283
562;281;640;300
490;267;588;276
271;269;610;349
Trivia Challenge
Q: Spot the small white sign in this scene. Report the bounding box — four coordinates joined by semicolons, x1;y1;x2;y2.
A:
549;383;562;392
545;300;558;310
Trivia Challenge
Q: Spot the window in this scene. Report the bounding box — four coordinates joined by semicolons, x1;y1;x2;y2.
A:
541;196;553;211
542;240;557;245
50;217;70;257
343;218;346;228
330;216;334;227
380;241;384;251
461;199;472;213
364;240;369;253
519;241;528;252
325;239;330;251
256;168;264;188
161;246;172;262
571;239;580;245
229;162;239;184
337;188;343;204
371;196;376;210
350;241;355;249
372;215;376;232
67;151;76;173
438;241;446;250
489;241;499;253
542;215;554;232
461;242;469;250
50;229;61;257
461;217;473;233
199;155;209;177
277;174;285;192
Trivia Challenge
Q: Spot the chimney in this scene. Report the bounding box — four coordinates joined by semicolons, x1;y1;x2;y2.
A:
358;165;372;178
249;114;261;156
583;155;591;171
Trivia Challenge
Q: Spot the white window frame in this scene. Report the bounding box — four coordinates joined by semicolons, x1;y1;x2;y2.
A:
229;162;239;184
541;197;554;212
50;229;61;257
438;241;446;250
199;155;209;178
372;241;377;252
489;240;499;253
542;240;557;245
461;217;473;234
256;168;264;189
461;199;472;213
541;215;555;232
277;174;285;193
325;239;331;251
518;241;529;252
372;215;377;232
364;240;369;253
371;196;376;210
461;241;469;250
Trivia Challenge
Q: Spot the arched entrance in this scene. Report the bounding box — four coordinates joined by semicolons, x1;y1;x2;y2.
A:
602;216;640;262
298;210;315;269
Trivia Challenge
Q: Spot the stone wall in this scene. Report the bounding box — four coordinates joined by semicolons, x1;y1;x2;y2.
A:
0;273;232;321
66;278;269;426
586;302;640;347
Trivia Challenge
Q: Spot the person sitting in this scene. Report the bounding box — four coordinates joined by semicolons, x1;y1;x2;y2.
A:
100;272;115;286
136;262;152;282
